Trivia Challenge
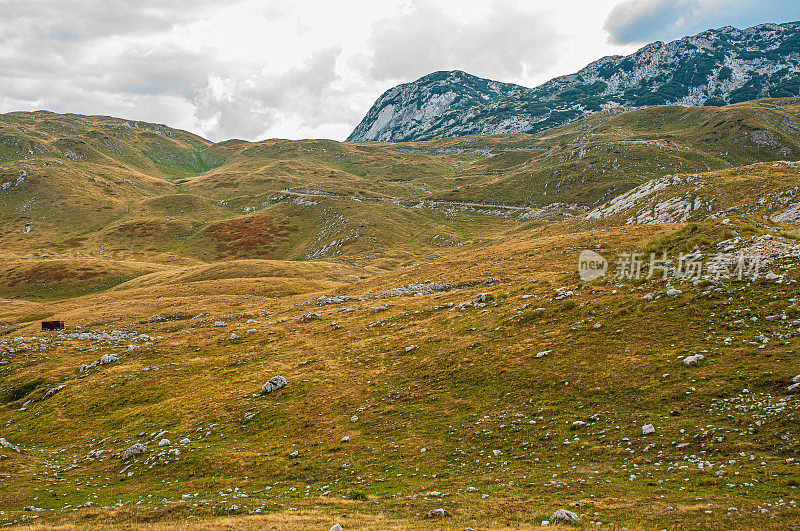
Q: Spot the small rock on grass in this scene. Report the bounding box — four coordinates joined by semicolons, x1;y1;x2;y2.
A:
551;508;580;523
329;525;343;531
0;438;22;453
683;354;704;366
474;292;492;303
99;354;118;365
261;375;287;394
122;443;147;460
642;423;655;435
42;385;65;400
426;507;446;518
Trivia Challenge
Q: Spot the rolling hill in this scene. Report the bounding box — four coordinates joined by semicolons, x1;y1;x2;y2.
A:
0;100;799;529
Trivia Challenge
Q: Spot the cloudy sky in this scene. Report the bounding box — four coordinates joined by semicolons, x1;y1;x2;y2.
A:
0;0;797;142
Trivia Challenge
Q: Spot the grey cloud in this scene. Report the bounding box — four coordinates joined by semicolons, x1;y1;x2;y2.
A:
110;47;212;98
0;0;361;141
192;46;363;141
0;0;221;99
0;0;222;42
604;0;800;44
362;0;560;82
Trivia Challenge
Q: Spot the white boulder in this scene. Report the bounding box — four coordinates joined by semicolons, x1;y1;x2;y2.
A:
551;508;580;523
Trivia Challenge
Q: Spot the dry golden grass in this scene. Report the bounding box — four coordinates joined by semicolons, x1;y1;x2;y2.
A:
3;105;800;529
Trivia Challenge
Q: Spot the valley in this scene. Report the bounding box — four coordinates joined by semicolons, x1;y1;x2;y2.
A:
0;100;799;529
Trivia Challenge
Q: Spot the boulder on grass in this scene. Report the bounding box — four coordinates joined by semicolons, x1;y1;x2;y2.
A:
551;508;580;523
261;375;287;395
122;443;147;460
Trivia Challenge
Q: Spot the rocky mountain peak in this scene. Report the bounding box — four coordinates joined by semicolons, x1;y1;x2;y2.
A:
348;21;800;142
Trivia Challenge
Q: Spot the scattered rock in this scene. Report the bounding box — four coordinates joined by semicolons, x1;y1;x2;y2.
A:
683;354;704;366
0;438;22;453
426;507;446;518
99;354;118;365
370;304;390;312
666;288;682;297
404;345;419;352
341;435;350;442
317;295;349;306
571;420;586;429
289;450;299;458
789;382;800;393
261;375;287;395
158;439;170;447
179;438;191;445
350;415;359;422
42;385;65;400
551;508;580;523
122;443;147;460
473;292;493;305
329;525;343;531
642;423;655;435
535;350;551;358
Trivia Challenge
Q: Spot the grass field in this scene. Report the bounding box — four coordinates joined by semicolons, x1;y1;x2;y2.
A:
0;102;799;529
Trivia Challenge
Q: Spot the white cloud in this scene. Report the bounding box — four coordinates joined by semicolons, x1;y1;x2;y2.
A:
361;0;560;83
191;46;361;140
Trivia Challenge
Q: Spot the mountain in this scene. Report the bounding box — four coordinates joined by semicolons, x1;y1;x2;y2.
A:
348;21;800;142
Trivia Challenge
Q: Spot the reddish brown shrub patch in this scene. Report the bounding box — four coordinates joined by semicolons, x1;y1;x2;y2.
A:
203;216;293;259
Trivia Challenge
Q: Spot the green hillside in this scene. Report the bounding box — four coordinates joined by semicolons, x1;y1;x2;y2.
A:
0;102;799;529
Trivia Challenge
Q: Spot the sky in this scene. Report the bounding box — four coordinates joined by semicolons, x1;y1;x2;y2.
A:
0;0;797;142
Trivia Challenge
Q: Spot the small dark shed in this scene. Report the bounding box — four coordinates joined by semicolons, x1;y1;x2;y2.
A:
41;320;65;331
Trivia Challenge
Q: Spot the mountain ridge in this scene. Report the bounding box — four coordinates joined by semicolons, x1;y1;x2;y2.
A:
348;21;800;142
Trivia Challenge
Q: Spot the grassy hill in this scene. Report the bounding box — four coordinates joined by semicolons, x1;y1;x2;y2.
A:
0;102;799;529
3;100;800;269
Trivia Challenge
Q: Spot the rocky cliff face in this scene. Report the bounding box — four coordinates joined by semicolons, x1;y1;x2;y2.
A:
348;21;800;142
